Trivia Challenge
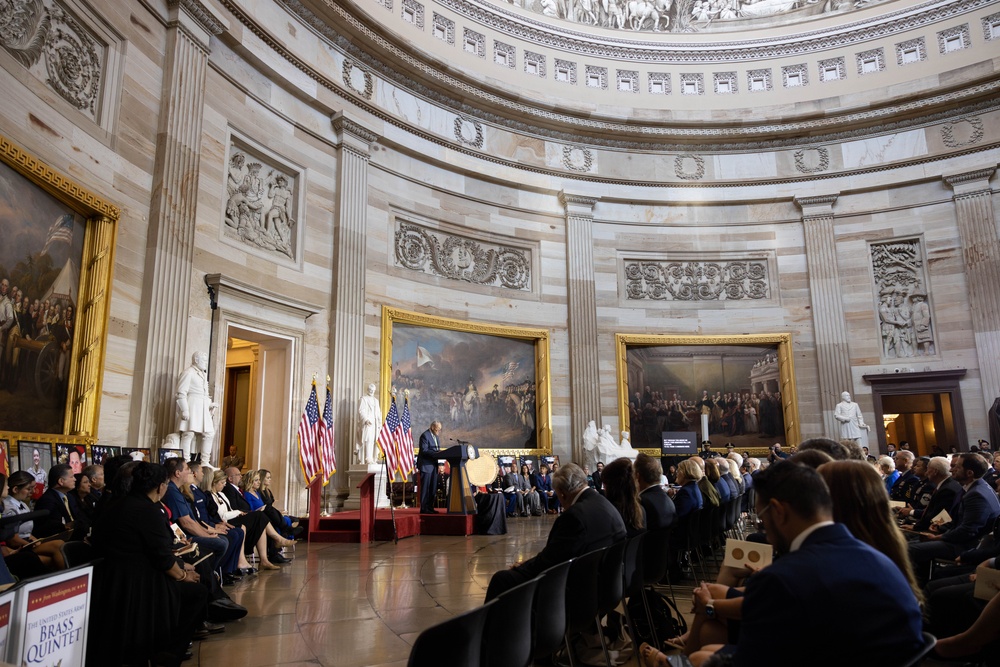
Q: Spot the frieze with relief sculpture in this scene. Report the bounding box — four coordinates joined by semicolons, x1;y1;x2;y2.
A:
394;221;531;291
0;0;103;118
870;239;935;358
625;260;769;301
224;142;299;260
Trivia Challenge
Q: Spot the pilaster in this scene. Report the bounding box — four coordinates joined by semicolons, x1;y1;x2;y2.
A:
130;0;227;448
329;111;378;509
562;192;601;462
796;194;853;438
944;167;1000;412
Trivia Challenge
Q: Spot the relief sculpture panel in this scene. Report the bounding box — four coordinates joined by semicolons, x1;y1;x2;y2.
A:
870;238;935;358
624;259;769;301
223;136;301;263
394;220;531;291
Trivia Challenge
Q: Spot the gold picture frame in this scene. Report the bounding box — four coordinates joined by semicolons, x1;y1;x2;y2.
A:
0;134;119;443
615;333;801;454
380;306;552;454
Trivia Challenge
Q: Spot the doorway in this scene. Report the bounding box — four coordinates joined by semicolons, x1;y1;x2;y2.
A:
863;369;968;456
221;360;253;469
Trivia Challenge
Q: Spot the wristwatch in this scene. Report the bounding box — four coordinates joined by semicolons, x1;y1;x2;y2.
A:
705;602;716;619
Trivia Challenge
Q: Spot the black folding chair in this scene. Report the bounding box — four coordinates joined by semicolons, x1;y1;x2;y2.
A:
482;576;540;667
532;560;571;661
564;547;607;667
407;600;494;667
899;631;936;667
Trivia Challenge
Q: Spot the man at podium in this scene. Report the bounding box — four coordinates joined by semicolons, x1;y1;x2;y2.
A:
418;421;443;513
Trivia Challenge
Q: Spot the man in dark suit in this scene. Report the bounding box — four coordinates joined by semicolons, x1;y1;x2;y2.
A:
909;453;1000;574
697;461;923;667
899;456;962;532
223;467;251;513
591;461;604;495
33;464;87;539
417;421;442;514
485;463;626;601
634;453;676;530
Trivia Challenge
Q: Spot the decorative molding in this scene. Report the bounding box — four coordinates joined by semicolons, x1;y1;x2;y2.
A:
674;155;705;180
781;63;809;87
616;69;639;93
453;116;484;148
794;147;830;173
431;12;455;43
559;192;598;209
679;72;704;95
647;71;670;94
713;71;737;94
494;39;514;67
983;12;1000;40
941;117;984;148
341;59;373;100
794;194;838;209
524;50;545;77
0;0;104;118
554;57;576;84
747;68;773;92
333;114;378;143
870;239;936;358
175;0;226;35
943;166;996;187
563;145;593;172
393;220;531;291
818;56;846;82
462;27;485;57
624;259;770;301
937;23;970;52
856;47;885;75
400;0;424;28
895;37;927;65
222;135;302;262
585;64;608;89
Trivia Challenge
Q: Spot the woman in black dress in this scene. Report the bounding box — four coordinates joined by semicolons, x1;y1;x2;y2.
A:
89;462;208;667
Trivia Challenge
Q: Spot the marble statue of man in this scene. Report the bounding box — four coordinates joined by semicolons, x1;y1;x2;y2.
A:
357;383;382;466
175;352;217;464
834;391;870;443
582;420;600;469
598;424;639;463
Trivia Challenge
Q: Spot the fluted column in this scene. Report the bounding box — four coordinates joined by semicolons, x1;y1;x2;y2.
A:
944;167;1000;411
330;112;377;505
562;192;601;462
796;195;853;438
130;0;226;448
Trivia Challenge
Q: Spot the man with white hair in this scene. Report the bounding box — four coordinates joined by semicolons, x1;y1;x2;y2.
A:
484;462;626;601
899;456;964;533
889;450;918;501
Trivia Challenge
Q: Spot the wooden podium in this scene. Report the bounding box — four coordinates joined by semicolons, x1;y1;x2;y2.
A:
439;444;479;514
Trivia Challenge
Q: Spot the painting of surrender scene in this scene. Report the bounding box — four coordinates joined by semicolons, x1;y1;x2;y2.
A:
387;314;546;451
0;159;86;435
621;336;797;450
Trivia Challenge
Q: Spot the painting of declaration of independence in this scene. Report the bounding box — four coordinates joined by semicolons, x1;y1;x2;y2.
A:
624;343;788;450
390;322;540;451
0;159;86;435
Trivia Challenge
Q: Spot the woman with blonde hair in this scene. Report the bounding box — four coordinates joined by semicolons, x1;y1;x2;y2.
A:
818;460;923;605
212;469;290;570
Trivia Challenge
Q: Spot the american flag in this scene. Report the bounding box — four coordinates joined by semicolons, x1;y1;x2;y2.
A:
41;214;74;255
318;382;337;484
297;381;323;486
376;396;401;480
396;397;416;478
502;361;519;383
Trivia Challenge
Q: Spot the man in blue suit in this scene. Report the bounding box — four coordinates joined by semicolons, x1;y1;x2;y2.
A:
694;461;924;667
909;453;1000;575
417;421;442;514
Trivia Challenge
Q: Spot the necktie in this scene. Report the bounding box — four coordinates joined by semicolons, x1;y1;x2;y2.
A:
62;494;73;521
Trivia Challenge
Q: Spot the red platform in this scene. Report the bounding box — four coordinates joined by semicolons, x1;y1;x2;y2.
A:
308;507;474;542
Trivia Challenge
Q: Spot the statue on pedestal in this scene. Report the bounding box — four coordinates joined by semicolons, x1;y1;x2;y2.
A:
834;391;870;446
175;352;217;464
356;383;382;466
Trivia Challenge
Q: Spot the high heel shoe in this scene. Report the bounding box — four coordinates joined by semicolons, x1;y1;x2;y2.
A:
277;537;295;548
261;562;280;570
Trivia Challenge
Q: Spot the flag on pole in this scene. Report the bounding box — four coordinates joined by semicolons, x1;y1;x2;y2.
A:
41;214;74;255
501;361;519;383
416;345;434;368
376;396;401;479
318;380;337;485
297;380;323;486
396;397;416;478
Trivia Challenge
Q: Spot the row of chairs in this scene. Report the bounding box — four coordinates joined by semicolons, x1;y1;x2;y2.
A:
407;527;675;667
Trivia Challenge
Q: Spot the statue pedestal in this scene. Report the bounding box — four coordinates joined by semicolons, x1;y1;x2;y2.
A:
343;463;391;511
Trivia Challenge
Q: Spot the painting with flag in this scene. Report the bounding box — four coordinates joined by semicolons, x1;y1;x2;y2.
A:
41;214;74;255
297;379;323;486
318;378;337;484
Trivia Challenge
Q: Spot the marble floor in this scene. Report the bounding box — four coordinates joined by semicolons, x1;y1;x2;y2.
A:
190;515;648;667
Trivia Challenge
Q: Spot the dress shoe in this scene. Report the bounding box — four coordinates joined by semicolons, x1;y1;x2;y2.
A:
193;620;226;639
271;553;291;564
207;598;248;622
222;573;240;586
240;566;257;576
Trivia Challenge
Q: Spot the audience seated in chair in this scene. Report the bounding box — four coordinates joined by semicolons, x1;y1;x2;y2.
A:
635;453;676;531
484;463;626;602
209;468;289;570
603;458;645;538
1;472;66;576
33;464;88;541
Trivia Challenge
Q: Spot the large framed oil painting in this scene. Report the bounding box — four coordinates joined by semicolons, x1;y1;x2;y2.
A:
381;307;552;453
616;334;800;454
0;135;118;443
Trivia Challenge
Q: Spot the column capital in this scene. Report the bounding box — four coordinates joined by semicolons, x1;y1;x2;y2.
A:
943;166;996;197
332;112;379;155
559;192;598;217
167;0;228;49
794;194;838;216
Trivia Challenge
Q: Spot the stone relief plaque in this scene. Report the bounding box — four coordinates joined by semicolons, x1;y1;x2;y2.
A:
394;219;531;291
222;135;303;264
870;238;935;358
624;259;770;301
0;0;105;120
